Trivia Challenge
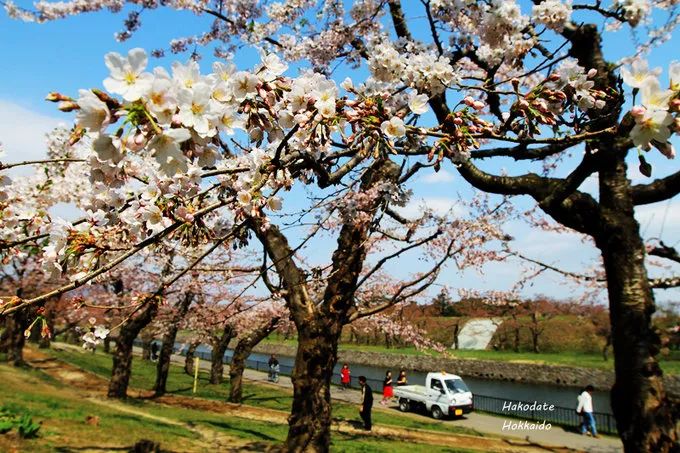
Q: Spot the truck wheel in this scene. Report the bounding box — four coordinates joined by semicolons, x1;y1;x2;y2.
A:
431;406;444;420
399;398;410;412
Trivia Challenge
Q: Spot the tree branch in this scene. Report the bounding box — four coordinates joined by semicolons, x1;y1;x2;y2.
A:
631;169;680;205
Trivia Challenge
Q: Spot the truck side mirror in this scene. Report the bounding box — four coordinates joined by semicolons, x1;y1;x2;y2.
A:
440;388;446;394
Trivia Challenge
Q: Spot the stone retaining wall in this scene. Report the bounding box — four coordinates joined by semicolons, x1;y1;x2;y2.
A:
252;343;680;396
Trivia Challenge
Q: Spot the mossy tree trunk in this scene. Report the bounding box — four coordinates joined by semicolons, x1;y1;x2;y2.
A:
228;317;280;403
154;292;194;396
108;301;158;398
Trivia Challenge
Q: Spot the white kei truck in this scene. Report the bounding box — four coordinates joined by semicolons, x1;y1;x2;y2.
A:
393;372;473;419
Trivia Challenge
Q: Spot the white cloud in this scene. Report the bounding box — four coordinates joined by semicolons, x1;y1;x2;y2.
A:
420;169;454;184
0;100;63;176
397;196;468;219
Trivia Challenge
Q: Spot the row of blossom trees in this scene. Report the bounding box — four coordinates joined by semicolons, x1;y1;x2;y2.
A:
2;0;680;451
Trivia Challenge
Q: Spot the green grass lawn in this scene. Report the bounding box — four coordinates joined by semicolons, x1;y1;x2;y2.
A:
264;339;680;374
43;346;485;438
0;360;477;453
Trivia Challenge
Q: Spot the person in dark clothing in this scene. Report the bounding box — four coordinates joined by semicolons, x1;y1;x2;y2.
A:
268;354;279;367
150;342;159;361
358;375;373;431
396;369;408;386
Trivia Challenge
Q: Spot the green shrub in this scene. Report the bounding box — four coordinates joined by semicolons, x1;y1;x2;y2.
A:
0;405;40;438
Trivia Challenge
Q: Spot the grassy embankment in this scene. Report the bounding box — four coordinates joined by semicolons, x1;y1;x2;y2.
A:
262;334;680;374
0;357;478;453
43;346;484;437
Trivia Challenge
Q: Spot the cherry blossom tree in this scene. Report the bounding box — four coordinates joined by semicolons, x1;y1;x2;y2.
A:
227;300;288;403
5;0;680;450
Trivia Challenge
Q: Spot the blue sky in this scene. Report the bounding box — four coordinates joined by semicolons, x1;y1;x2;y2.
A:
1;1;679;306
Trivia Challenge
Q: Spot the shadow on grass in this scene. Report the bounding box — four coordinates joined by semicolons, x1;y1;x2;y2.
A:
199;419;279;442
55;446;129;452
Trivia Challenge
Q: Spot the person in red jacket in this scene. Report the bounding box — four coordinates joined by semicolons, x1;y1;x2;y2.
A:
340;363;351;390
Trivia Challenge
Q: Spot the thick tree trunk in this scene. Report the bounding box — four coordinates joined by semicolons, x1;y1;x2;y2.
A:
140;335;152;361
154;293;194;396
229;317;280;403
103;336;111;354
0;309;29;366
228;346;247;403
108;302;158;398
453;322;460;350
531;331;540;354
209;325;234;385
596;151;679;451
154;326;178;396
602;333;611;362
184;341;199;376
285;323;341;453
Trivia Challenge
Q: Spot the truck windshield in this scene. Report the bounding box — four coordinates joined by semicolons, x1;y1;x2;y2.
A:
445;379;470;394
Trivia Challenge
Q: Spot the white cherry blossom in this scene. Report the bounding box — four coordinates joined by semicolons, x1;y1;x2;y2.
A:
640;78;674;111
103;48;153;101
630;109;673;150
408;93;429;115
76;89;110;131
381;117;406;138
147;128;191;175
621;59;662;89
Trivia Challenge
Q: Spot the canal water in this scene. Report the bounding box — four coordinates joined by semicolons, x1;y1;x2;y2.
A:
184;343;613;415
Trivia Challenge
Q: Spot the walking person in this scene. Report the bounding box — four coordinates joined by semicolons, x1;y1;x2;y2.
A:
340;363;351;390
358;376;373;431
268;354;280;382
381;370;393;405
396;369;408;386
577;385;598;438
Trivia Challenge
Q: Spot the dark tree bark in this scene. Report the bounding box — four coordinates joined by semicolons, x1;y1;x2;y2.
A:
209;324;235;385
140;334;152;361
184;341;200;376
154;293;194;396
529;312;542;354
0;308;29;366
452;321;460;350
103;336;112;354
228;317;280;403
286;320;342;452
108;301;158;398
251;159;400;452
595;148;680;451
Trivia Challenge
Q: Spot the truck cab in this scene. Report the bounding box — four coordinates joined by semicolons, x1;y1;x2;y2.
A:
394;372;473;419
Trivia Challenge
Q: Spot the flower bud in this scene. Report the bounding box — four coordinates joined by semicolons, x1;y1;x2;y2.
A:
58;101;79;112
463;96;475;107
45;92;71;102
587;68;598;78
472;101;485;111
548;73;561;82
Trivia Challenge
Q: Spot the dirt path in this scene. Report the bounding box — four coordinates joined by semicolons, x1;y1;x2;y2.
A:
26;347;580;453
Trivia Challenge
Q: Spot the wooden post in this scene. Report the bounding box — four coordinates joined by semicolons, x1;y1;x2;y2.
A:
193;356;199;394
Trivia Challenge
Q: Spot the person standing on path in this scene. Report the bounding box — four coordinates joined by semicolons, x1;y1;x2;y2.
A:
577;385;598;438
396;369;407;386
358;376;373;431
381;370;393;405
340;363;351;390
